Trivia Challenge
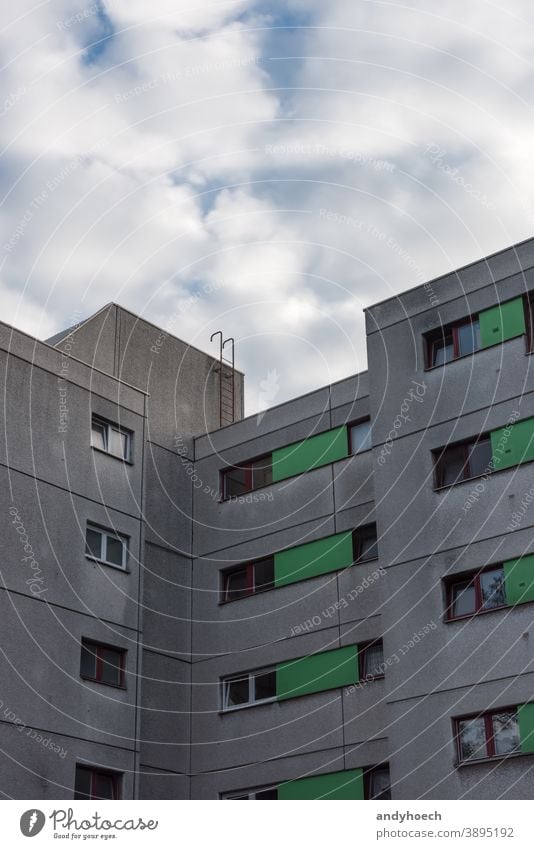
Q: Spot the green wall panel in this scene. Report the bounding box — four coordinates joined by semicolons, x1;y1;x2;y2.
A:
276;644;359;701
491;417;534;471
272;425;348;482
504;555;534;605
278;768;364;800
518;703;534;754
274;531;354;588
479;297;526;348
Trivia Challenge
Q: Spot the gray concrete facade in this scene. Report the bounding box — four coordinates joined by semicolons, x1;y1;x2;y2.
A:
1;238;534;799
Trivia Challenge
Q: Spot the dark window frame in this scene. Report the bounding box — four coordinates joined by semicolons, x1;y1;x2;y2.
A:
433;434;492;489
525;292;534;353
445;564;507;621
363;764;391;800
353;523;378;563
348;418;372;455
425;315;481;369
359;640;385;682
220;556;275;603
80;639;126;689
221;452;273;500
454;707;520;763
74;765;122;800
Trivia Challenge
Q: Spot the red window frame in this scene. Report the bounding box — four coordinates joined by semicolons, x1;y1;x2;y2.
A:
80;640;126;688
221;453;272;499
454;707;519;763
359;640;384;681
445;565;507;621
353;524;378;562
348;418;372;454
221;556;275;603
433;434;492;489
425;316;481;369
74;765;121;800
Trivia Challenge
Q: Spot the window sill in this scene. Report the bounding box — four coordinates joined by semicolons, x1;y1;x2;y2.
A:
456;750;530;768
219;586;274;605
91;446;133;465
80;675;126;691
445;604;508;623
219;697;277;714
85;555;129;573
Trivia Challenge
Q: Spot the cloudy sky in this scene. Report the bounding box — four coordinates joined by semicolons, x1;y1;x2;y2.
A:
1;1;533;412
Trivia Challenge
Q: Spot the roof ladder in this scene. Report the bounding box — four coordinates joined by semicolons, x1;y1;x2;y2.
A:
211;331;236;427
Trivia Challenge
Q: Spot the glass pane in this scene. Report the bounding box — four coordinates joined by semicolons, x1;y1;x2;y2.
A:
251;457;272;489
94;772;116;799
225;568;249;600
363;643;384;678
480;568;506;610
253;669;276;702
432;334;454;366
85;528;102;559
255;788;278;799
105;535;125;567
457;320;481;356
100;648;123;686
370;767;391;800
74;767;92;800
450;580;476;617
492;711;519;755
467;438;492;479
224;675;250;707
438;445;467;486
110;428;129;459
225;467;249;497
351;421;372;454
80;644;97;679
356;527;378;561
458;717;487;760
253;558;275;592
91;421;107;451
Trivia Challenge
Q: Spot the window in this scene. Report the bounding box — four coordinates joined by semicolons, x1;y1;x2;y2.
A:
353;524;378;562
222;454;272;498
91;415;132;461
364;765;391;800
426;317;481;367
221;666;276;710
80;640;125;688
221;557;275;602
434;435;492;488
349;419;372;454
456;709;520;762
222;786;278;800
446;566;506;619
74;765;121;800
85;523;128;570
360;641;384;680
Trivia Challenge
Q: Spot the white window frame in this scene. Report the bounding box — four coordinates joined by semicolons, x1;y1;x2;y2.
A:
221;785;278;799
220;666;276;711
91;415;132;462
349;420;372;454
85;523;128;571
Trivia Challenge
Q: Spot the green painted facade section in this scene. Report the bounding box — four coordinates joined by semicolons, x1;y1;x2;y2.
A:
278;768;364;800
274;530;354;588
272;425;348;482
518;703;534;754
491;417;534;471
479;297;526;348
503;555;534;605
276;644;359;701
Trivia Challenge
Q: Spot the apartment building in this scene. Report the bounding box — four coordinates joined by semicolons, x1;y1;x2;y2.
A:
1;238;534;800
